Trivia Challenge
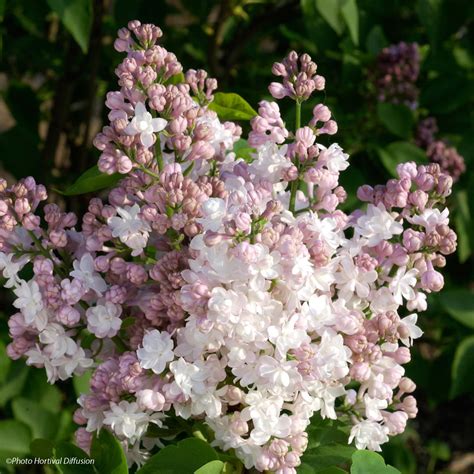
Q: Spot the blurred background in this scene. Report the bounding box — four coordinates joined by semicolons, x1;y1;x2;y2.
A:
0;0;473;472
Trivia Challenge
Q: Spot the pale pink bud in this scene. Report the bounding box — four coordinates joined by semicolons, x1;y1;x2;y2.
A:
421;268;444;292
399;377;416;394
312;104;331;122
270;439;289;457
57;306;81;326
383;411;408;435
357;185;374;202
268;82;288;99
136;389;165;411
409;190;428;210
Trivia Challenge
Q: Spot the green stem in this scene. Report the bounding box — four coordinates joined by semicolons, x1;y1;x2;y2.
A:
138;165;161;180
155;135;164;172
295;100;301;130
289;100;303;213
183;161;195;177
289;179;298;213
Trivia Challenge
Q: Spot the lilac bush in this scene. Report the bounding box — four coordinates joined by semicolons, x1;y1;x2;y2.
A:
0;22;458;472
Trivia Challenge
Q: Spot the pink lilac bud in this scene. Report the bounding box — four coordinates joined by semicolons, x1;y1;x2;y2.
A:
136;389;165;410
383;411;408;435
403;229;424;252
399;377;416;394
57;305;81;326
421;262;444;292
398;395;418;418
409;190;428;210
357;185;374;202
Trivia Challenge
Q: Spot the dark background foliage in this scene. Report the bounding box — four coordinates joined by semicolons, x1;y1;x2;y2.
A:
0;0;473;473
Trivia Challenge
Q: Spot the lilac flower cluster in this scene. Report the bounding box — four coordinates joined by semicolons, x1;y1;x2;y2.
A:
416;118;466;182
373;42;420;109
0;22;458;473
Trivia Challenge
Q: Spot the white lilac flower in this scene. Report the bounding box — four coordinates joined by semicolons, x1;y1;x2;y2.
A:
169;357;207;399
39;323;76;358
399;313;423;346
349;420;389;451
197;198;227;232
207;287;244;324
389;266;418;304
103;401;151;442
312;332;350;381
249;142;290;184
25;345;57;383
408;208;449;233
54;345;93;381
268;314;310;355
301;381;346;419
257;355;301;390
195;115;234;153
319;143;350;173
108;204;151;256
355;203;404;247
125;102;167;148
301;294;336;332
70;253;107;295
0;253;29;288
137;329;174;375
86;301;123;339
304;213;343;251
363;394;388;421
13;279;43;325
335;255;378;300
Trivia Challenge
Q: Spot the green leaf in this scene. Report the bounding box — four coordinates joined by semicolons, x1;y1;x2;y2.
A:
91;429;128;474
24;369;62;414
30;438;55;459
12;397;59;440
0;0;5;20
420;74;473;114
0;341;11;385
0;420;31;460
377;142;427;177
450;336;474;398
73;370;92;397
166;72;185;85
303;444;355;469
47;0;92;53
61;165;122;196
0;363;29;407
299;464;347;474
376;102;414;138
137;438;219;474
55;441;96;474
315;0;344;35
208;93;257;121
194;460;224;474
351;450;400;474
439;289;474;329
233;139;255;163
365;25;388;55
416;0;442;49
340;0;358;45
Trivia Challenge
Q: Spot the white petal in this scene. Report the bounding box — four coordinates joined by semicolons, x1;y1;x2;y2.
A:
151;117;167;132
125;121;139;136
135;102;147;118
140;132;154;148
